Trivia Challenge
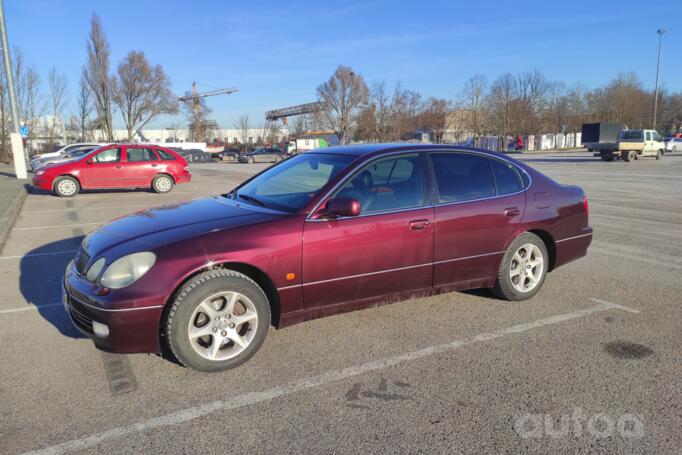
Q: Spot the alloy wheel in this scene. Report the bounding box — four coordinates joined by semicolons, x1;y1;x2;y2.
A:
187;291;259;361
509;243;544;293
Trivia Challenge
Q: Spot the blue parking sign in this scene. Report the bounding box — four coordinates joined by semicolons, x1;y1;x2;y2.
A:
20;125;28;138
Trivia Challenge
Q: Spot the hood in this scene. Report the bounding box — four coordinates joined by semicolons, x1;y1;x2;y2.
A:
83;196;282;256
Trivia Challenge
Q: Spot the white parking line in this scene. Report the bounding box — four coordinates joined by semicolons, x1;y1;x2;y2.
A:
13;222;101;231
0;250;76;260
22;298;638;455
22;205;146;214
0;303;62;314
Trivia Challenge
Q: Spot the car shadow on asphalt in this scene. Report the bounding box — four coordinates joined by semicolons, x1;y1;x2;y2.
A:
20;236;86;339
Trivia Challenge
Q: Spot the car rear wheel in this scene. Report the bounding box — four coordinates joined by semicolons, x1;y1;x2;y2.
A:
53;176;80;197
601;156;614;162
656;150;662;160
165;269;271;372
623;151;636;162
152;174;174;193
673;145;677;153
492;232;548;301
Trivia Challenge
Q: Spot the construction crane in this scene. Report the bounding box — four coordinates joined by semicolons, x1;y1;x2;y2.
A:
179;82;238;141
265;101;324;125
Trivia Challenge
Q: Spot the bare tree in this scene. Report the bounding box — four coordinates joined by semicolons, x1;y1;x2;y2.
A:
48;67;69;145
83;14;114;141
460;75;488;140
234;114;251;148
112;51;179;141
76;74;93;141
486;73;516;137
183;98;216;142
419;98;453;143
317;65;369;144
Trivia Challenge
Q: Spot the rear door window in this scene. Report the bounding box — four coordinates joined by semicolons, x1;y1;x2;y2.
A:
126;147;157;162
430;153;495;203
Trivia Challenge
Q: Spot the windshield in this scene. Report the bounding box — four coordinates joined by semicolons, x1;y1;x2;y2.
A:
619;130;643;140
231;153;354;212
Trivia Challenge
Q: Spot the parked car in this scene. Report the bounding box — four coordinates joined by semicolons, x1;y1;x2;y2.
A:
30;143;105;171
665;137;682;153
238;147;285;163
177;148;214;163
62;144;592;371
32;144;191;197
31;145;99;171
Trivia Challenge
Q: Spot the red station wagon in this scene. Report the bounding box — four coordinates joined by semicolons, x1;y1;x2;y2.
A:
62;144;592;372
32;144;192;196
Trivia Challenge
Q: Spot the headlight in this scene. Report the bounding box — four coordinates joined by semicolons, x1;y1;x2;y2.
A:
100;252;156;289
86;257;105;282
35;169;45;176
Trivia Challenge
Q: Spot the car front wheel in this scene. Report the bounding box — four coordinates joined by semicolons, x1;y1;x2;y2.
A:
53;176;80;197
492;232;548;301
165;269;271;372
152;174;174;193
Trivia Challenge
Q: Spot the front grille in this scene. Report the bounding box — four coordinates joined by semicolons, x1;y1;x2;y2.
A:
69;302;94;334
75;250;90;275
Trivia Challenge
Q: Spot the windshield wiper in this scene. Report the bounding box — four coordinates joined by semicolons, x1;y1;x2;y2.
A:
237;193;267;207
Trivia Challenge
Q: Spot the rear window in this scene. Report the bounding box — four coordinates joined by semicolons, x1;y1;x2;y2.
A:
156;148;176;160
619;131;643;140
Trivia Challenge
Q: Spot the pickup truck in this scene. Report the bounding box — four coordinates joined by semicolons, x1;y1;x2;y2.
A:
598;129;665;162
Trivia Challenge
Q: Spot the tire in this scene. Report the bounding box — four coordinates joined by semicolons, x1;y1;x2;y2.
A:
623;151;636;162
656;150;662;160
152;174;174;194
53;176;80;197
165;269;271;372
250;157;256;164
673;146;677;153
601;156;614;162
491;232;549;301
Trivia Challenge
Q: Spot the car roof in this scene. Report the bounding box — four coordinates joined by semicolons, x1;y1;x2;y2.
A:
309;143;510;160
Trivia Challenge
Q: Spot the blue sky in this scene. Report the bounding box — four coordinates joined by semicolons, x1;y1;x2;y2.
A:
5;0;681;129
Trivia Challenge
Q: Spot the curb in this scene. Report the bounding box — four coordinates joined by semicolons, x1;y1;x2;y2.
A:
0;183;28;253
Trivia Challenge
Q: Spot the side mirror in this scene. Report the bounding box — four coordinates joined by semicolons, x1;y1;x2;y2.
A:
322;198;361;218
86;158;93;164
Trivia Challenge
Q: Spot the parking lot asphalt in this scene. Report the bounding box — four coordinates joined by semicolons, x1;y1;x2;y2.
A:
1;154;680;454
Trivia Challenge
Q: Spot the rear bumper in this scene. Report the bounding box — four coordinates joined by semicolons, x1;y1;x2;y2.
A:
63;263;163;353
554;228;593;269
176;173;192;184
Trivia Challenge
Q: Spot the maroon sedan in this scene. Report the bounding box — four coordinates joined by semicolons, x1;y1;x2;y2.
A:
32;144;191;196
63;144;592;371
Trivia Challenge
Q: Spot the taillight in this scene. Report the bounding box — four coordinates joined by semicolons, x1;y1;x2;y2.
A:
582;195;589;216
183;166;190;172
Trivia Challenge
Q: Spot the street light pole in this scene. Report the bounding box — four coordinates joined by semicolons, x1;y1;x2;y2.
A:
0;0;27;179
653;28;666;131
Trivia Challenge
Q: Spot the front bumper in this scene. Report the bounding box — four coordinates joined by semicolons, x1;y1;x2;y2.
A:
63;261;164;353
31;175;52;191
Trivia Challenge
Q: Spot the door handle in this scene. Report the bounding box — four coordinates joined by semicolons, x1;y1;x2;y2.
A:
409;219;430;230
115;165;122;169
504;207;520;217
151;163;158;167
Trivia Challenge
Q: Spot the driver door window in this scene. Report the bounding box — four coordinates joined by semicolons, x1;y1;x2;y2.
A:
333;154;425;214
91;148;121;163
